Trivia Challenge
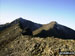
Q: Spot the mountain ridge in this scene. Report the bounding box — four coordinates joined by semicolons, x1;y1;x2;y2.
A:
0;18;75;56
0;17;75;39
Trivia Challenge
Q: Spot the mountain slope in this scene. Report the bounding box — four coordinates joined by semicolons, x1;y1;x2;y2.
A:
0;18;75;56
0;23;22;49
0;23;10;32
1;18;75;39
33;21;75;39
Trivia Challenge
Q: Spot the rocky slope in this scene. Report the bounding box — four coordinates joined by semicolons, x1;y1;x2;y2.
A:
0;18;75;56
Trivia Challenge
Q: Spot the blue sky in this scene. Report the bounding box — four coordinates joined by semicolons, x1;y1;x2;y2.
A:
0;0;75;30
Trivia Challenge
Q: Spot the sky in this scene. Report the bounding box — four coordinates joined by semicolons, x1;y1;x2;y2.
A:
0;0;75;30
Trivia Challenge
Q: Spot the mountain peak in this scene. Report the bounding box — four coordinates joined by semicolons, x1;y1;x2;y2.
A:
44;21;57;30
49;21;57;25
10;18;42;31
17;17;26;21
10;17;26;25
16;17;24;22
17;17;23;20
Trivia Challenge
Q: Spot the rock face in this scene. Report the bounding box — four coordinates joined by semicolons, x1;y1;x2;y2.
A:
0;18;75;56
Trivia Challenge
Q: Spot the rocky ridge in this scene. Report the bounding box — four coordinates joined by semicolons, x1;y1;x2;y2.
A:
0;18;75;56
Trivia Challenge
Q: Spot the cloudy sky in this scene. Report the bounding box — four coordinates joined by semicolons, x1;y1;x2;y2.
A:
0;0;75;30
